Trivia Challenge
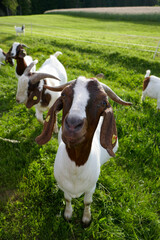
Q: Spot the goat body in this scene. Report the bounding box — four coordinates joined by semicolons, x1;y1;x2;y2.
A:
16;51;67;126
6;42;35;77
32;53;67;125
142;70;160;109
15;25;25;36
36;76;131;226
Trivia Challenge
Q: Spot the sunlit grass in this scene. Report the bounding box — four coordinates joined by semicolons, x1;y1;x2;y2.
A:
0;13;160;240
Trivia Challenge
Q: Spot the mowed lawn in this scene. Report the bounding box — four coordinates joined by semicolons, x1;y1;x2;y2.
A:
0;13;160;240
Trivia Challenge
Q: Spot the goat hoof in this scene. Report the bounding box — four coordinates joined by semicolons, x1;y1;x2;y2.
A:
82;218;92;228
64;210;72;222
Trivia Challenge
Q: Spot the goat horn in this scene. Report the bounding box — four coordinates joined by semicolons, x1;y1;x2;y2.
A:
23;60;38;75
29;73;61;84
101;83;132;106
21;44;29;48
43;80;76;91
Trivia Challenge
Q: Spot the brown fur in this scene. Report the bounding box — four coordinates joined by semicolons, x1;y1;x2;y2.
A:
16;57;27;76
41;86;51;107
36;97;63;145
143;77;150;91
6;44;27;72
26;80;52;108
36;78;118;166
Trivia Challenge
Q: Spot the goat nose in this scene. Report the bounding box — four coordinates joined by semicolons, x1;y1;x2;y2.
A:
16;98;20;103
65;115;84;131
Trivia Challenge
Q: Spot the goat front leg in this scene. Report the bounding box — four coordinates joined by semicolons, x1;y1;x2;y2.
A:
157;98;160;111
141;91;146;102
64;193;73;221
82;191;94;227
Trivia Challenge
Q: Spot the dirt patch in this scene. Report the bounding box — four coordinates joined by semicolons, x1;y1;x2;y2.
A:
45;6;160;15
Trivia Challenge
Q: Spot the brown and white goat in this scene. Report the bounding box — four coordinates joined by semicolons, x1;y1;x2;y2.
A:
6;42;35;77
36;76;132;226
14;52;67;128
142;70;160;110
0;48;13;66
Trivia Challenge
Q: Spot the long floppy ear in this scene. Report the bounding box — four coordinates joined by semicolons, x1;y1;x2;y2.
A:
26;88;42;108
18;49;26;58
35;96;63;145
100;106;117;157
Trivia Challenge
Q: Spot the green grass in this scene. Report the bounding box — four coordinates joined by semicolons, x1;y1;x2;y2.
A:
46;11;160;23
0;14;160;240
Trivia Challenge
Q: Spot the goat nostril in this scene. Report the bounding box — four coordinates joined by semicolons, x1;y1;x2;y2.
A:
16;99;20;103
65;116;84;131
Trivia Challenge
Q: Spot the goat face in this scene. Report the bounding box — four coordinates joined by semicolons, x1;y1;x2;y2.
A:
16;61;60;107
7;42;27;60
62;77;110;148
36;76;121;157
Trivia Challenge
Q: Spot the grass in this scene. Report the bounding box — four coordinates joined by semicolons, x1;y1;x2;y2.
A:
46;11;160;23
0;13;160;239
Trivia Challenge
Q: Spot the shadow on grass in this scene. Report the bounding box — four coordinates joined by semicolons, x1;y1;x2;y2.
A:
49;39;160;77
46;11;160;25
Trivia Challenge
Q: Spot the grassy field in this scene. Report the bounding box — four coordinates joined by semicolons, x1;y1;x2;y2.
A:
0;13;160;240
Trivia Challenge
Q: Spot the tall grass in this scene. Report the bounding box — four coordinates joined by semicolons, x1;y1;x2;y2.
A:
0;14;160;240
46;11;160;23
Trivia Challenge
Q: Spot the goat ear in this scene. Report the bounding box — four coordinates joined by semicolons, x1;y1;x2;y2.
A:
100;106;117;157
26;89;41;108
35;97;63;145
18;49;26;58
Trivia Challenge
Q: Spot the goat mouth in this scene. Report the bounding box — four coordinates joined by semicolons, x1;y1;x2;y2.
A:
62;134;86;147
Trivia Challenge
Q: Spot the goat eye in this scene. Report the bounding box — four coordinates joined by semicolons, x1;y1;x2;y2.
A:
101;100;107;108
61;92;65;97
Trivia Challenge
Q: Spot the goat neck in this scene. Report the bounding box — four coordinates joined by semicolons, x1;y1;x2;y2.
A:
16;57;27;76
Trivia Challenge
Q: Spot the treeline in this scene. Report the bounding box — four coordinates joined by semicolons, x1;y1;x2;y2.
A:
0;0;159;16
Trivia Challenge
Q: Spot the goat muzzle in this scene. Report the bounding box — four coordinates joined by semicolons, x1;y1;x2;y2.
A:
62;115;87;147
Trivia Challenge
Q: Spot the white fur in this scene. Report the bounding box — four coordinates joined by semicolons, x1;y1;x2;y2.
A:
55;118;118;198
0;48;6;63
69;76;90;119
16;52;67;124
55;117;118;224
141;70;160;109
54;77;118;224
10;42;36;78
15;25;25;36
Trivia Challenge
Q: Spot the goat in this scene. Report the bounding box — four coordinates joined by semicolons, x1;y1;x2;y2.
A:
15;52;67;129
141;70;160;110
35;76;132;226
15;25;25;36
6;42;36;77
0;48;13;66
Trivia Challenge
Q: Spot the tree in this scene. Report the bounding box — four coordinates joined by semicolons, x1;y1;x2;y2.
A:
17;0;32;15
2;0;18;15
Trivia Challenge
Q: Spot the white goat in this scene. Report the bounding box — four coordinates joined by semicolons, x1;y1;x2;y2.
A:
16;52;67;128
36;76;132;226
15;25;25;36
6;42;35;78
141;70;160;110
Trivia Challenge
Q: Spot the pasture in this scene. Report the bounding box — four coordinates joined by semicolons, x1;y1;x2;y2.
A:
0;13;160;239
